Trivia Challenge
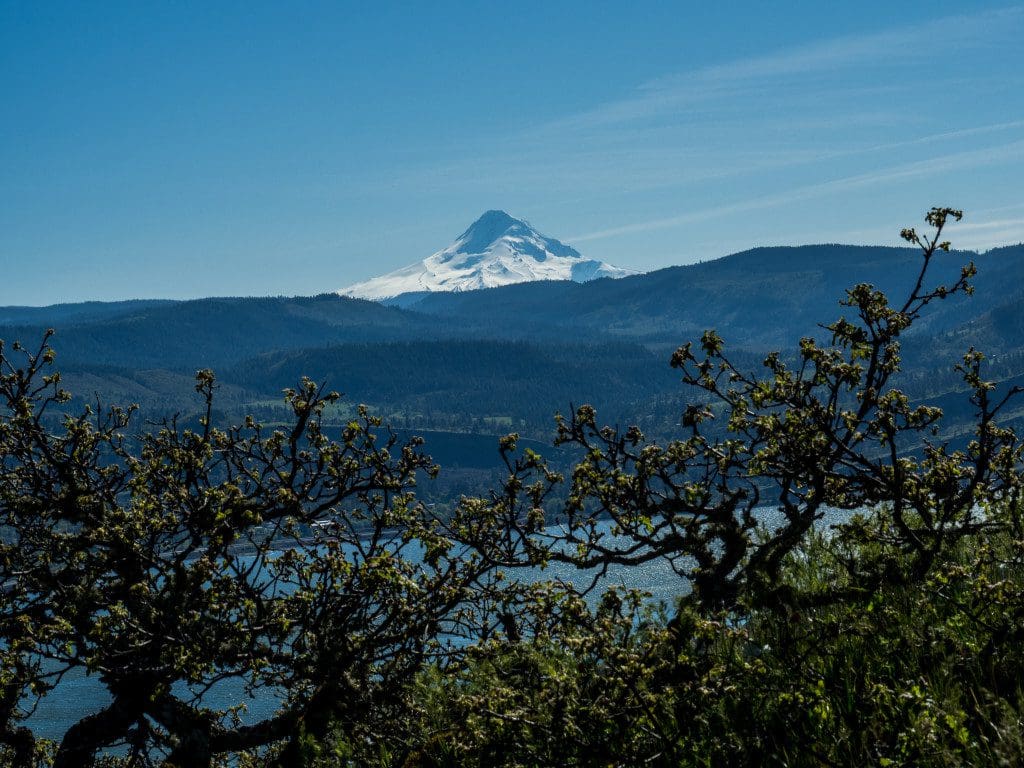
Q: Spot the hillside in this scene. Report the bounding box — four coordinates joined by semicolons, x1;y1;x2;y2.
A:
403;244;1024;349
3;241;1022;467
2;294;444;370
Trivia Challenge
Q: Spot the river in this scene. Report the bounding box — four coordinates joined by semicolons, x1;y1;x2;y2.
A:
26;507;849;742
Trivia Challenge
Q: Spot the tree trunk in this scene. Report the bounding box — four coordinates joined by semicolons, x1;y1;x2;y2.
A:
54;698;137;768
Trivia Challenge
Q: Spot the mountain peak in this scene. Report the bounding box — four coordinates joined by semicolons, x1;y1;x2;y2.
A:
454;210;527;256
468;209;518;231
339;211;636;300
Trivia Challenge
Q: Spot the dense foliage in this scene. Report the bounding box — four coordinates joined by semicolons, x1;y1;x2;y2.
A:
0;350;518;766
3;209;1024;766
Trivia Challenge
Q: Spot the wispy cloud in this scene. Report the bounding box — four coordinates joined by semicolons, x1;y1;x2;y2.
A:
948;207;1024;249
569;139;1024;243
547;2;1024;247
548;6;1024;132
366;6;1024;222
341;3;1024;269
355;117;1024;206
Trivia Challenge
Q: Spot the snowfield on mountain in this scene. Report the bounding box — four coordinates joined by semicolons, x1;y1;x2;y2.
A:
339;210;635;300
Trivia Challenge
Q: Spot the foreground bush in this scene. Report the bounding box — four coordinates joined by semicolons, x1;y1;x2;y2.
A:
391;514;1024;767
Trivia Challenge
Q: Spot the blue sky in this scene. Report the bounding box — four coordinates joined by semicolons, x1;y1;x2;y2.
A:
2;0;1023;305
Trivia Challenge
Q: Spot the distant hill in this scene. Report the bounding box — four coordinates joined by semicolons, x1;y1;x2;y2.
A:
8;243;1021;364
0;299;174;327
3;240;1022;457
2;294;445;370
402;244;1024;349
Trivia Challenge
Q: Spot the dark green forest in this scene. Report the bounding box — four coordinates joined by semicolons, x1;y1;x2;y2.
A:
5;210;1024;766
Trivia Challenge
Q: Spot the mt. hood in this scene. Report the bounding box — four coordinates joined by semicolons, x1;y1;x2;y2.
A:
339;210;634;300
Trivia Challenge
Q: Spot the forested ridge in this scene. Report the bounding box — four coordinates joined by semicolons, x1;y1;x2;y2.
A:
4;210;1024;766
4;241;1024;447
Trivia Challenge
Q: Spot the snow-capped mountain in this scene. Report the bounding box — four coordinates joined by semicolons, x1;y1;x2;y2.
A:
339;210;635;300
